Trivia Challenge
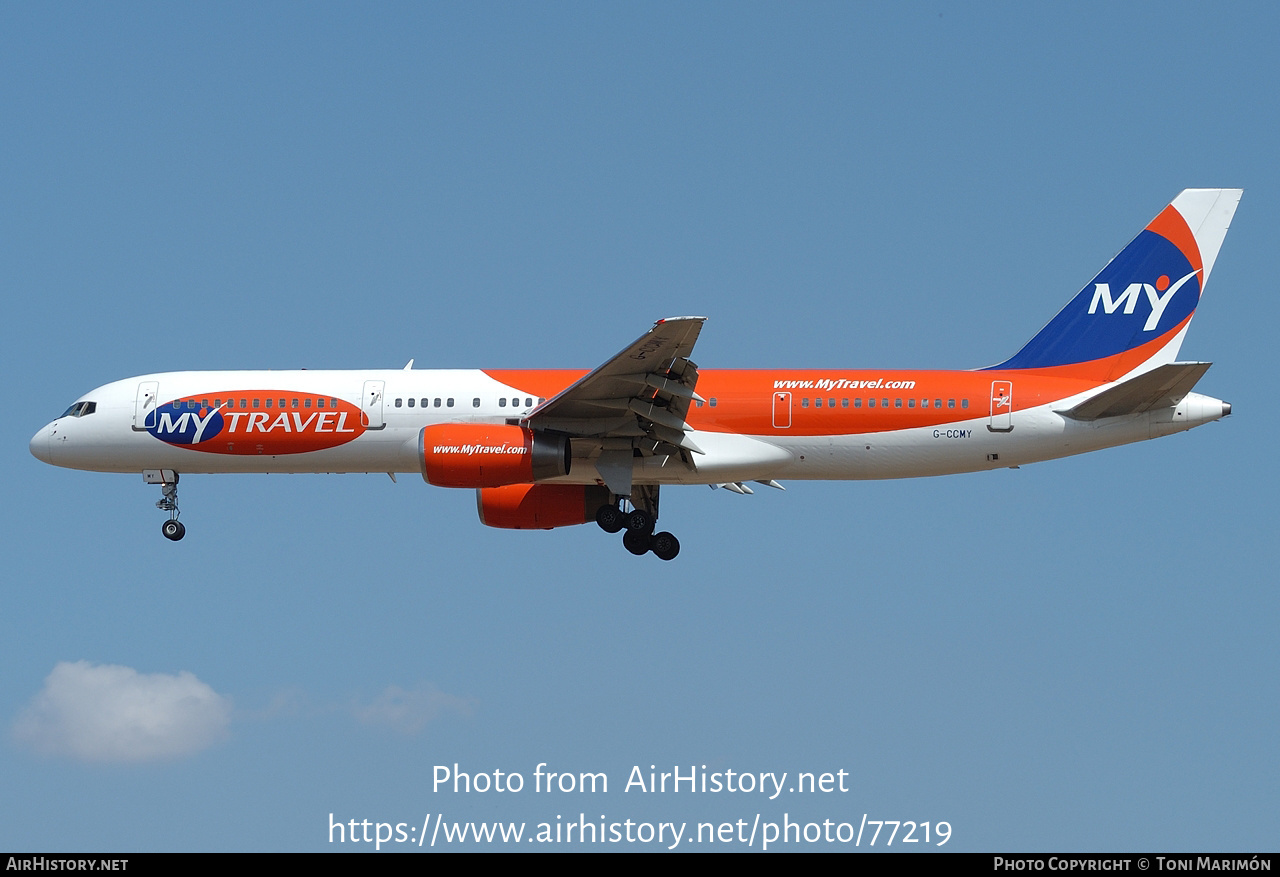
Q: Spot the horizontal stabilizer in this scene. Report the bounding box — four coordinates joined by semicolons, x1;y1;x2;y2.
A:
1062;362;1211;421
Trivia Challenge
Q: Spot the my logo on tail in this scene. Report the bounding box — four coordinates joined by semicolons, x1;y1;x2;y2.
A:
1087;269;1200;332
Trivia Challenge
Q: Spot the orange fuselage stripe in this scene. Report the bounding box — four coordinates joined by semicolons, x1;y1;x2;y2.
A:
483;369;1100;437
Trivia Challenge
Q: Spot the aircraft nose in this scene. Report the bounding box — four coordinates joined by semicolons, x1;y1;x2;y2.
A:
30;425;52;464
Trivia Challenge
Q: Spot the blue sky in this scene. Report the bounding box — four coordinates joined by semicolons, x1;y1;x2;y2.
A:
2;3;1276;851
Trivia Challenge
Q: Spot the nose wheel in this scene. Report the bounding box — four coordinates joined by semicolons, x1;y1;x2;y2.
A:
145;470;186;541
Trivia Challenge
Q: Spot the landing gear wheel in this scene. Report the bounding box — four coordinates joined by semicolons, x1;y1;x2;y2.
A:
622;529;651;556
152;473;184;540
595;504;625;533
625;508;653;535
650;531;680;561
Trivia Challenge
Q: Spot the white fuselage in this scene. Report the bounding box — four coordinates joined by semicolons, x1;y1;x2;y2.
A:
30;368;1228;485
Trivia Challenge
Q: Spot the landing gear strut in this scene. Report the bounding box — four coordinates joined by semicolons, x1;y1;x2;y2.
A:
145;470;186;541
595;485;680;560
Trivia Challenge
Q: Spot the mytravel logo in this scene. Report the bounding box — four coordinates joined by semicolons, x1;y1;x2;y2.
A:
149;403;225;445
147;392;365;455
1087;268;1200;332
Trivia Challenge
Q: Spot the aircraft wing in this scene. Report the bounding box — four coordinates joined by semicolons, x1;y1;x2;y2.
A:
1061;362;1212;421
523;316;706;456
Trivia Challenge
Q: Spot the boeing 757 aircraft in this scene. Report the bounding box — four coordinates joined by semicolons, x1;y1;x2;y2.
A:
31;189;1241;560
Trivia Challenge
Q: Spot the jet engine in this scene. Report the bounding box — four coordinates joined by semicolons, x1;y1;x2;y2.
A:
476;483;612;529
419;424;571;488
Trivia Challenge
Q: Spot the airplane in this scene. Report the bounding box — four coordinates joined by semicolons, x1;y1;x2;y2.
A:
30;189;1241;560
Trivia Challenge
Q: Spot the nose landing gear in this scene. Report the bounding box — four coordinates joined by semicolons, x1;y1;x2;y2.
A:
144;470;185;541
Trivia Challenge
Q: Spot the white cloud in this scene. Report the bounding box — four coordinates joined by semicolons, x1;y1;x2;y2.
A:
13;661;231;763
352;684;475;735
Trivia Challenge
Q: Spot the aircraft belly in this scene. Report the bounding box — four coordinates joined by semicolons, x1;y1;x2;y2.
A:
769;425;1004;480
758;405;1156;480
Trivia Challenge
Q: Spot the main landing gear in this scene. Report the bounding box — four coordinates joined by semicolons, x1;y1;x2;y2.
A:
145;470;186;541
595;492;680;561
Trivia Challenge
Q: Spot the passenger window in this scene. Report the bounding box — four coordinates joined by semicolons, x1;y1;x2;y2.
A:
815;398;823;408
895;399;902;408
305;398;312;409
292;399;299;408
948;399;955;408
881;398;889;408
695;400;703;407
710;398;718;407
473;398;481;408
962;399;969;409
447;398;455;407
908;399;915;408
828;398;835;408
935;399;942;408
240;399;248;408
854;398;862;408
499;398;506;407
526;397;533;407
801;398;810;408
407;398;414;407
394;398;402;408
842;399;849;408
253;398;260;408
867;398;875;408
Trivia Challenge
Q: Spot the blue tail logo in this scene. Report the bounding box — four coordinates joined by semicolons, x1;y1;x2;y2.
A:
992;221;1201;373
1087;268;1199;332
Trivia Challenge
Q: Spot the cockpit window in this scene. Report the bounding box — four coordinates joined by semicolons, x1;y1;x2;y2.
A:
59;401;97;418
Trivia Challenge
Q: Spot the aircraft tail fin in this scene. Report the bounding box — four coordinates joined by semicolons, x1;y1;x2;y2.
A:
988;189;1242;380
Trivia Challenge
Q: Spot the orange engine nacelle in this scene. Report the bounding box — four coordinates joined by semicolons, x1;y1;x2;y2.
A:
419;424;571;488
477;483;613;530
